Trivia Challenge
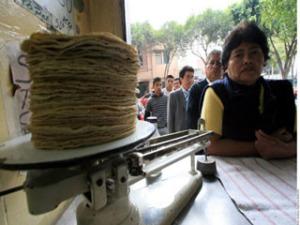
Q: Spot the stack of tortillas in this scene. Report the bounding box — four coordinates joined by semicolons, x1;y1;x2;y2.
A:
21;32;139;150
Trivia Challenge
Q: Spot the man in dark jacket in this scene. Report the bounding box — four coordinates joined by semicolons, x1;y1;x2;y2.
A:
187;50;222;129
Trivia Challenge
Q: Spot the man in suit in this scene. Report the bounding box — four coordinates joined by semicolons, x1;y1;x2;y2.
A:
168;66;194;133
187;50;222;129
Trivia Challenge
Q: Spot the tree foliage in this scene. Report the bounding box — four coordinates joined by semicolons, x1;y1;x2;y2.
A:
155;21;188;78
131;22;155;49
185;9;233;63
229;0;261;24
130;0;296;79
260;0;297;78
131;21;188;78
131;22;155;63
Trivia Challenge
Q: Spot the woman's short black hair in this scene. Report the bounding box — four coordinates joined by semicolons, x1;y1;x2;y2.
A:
179;66;194;79
222;21;270;69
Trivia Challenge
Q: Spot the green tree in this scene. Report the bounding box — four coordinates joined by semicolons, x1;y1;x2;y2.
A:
230;0;261;24
260;0;297;78
131;22;156;64
155;21;188;78
131;21;187;78
185;9;233;64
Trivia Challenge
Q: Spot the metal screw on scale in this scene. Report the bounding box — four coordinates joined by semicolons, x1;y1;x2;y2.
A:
197;119;217;177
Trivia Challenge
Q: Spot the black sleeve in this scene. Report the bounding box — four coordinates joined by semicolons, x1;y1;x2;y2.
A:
268;80;296;134
144;99;151;119
187;83;200;129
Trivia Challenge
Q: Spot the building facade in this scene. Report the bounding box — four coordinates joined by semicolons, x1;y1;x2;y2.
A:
137;45;180;96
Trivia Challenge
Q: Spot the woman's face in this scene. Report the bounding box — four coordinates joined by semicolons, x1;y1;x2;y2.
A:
227;42;265;85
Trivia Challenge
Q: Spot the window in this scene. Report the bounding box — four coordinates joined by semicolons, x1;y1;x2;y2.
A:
155;51;163;64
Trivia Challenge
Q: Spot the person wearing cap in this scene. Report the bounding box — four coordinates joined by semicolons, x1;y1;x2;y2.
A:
200;21;296;159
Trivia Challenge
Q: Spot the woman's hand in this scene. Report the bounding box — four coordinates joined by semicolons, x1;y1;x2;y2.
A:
255;130;296;159
271;128;294;142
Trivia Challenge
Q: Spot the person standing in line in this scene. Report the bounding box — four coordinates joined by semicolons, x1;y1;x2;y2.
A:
144;77;168;135
173;77;181;91
168;66;194;133
187;50;222;129
162;74;174;97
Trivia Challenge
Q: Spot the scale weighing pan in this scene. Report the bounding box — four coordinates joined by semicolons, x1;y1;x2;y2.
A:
0;120;155;170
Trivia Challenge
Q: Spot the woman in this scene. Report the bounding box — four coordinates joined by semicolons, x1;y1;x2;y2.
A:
200;21;296;159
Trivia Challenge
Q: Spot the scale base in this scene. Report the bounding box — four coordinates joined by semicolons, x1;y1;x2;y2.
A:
130;158;202;225
74;158;202;225
76;196;141;225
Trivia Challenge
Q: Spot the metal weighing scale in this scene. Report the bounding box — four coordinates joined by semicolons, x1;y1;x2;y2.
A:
0;120;212;225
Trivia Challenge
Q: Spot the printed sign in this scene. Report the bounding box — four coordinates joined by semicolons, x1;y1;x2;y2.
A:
14;0;75;34
6;42;32;134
